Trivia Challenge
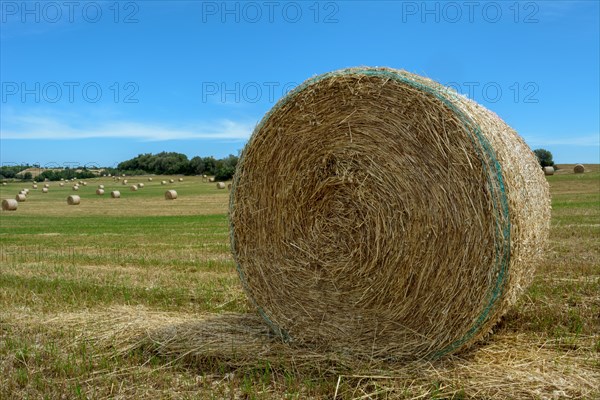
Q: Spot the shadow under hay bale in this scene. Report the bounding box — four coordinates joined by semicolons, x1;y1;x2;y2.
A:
230;67;551;360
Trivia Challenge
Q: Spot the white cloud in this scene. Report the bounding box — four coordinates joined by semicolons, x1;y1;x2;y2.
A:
523;134;600;147
1;112;255;141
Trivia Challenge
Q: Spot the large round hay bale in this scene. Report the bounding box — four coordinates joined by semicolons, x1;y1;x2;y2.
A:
208;177;215;182
122;180;128;185
216;182;226;189
23;188;29;194
15;194;26;202
82;182;87;186
96;189;105;195
59;183;64;187
161;180;167;185
148;177;153;181
164;190;177;200
573;164;584;173
2;199;18;211
72;185;79;191
42;188;49;193
98;184;104;189
130;185;138;191
169;179;175;183
138;183;144;188
543;166;555;176
178;178;183;182
67;195;80;205
230;67;551;360
111;191;121;198
32;184;38;189
44;183;50;188
2;182;6;186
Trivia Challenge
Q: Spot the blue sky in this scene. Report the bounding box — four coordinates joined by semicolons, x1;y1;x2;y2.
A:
1;0;598;167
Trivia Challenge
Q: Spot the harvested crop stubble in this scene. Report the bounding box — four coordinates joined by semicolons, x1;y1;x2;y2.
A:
574;164;585;173
165;190;177;200
67;195;80;205
230;67;551;360
2;199;18;211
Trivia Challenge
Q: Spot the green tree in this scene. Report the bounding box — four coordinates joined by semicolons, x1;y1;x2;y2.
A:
533;149;554;168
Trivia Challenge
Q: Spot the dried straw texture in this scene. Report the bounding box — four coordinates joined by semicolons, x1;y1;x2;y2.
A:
543;166;555;176
2;199;18;211
15;194;26;202
216;182;226;189
574;164;585;173
165;190;178;200
96;189;105;195
67;195;80;205
111;191;121;198
230;67;551;360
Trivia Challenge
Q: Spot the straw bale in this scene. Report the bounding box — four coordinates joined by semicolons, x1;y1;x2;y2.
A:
230;67;551;360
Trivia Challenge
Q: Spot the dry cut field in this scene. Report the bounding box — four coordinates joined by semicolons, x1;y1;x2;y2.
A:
0;170;598;399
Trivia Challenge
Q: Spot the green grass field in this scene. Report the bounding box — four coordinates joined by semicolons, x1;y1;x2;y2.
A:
1;168;598;399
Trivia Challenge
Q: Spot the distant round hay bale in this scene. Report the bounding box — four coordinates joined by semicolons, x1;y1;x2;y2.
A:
82;182;87;186
227;183;232;190
543;166;555;176
72;186;79;191
60;178;65;181
216;182;226;189
108;174;111;177
117;177;121;181
59;183;64;187
22;189;29;194
161;180;167;185
67;195;80;205
122;174;126;177
130;185;138;191
169;179;175;183
111;191;121;198
2;199;18;211
2;182;6;186
16;194;27;202
574;164;585;173
122;180;128;185
44;183;50;188
96;189;105;195
208;177;215;182
32;184;38;189
230;67;551;360
98;184;104;189
138;183;144;188
178;178;183;182
42;188;49;193
18;190;26;196
148;177;153;181
164;190;177;200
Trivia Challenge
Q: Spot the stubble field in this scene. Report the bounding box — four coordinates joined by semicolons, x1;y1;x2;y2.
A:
1;166;598;399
